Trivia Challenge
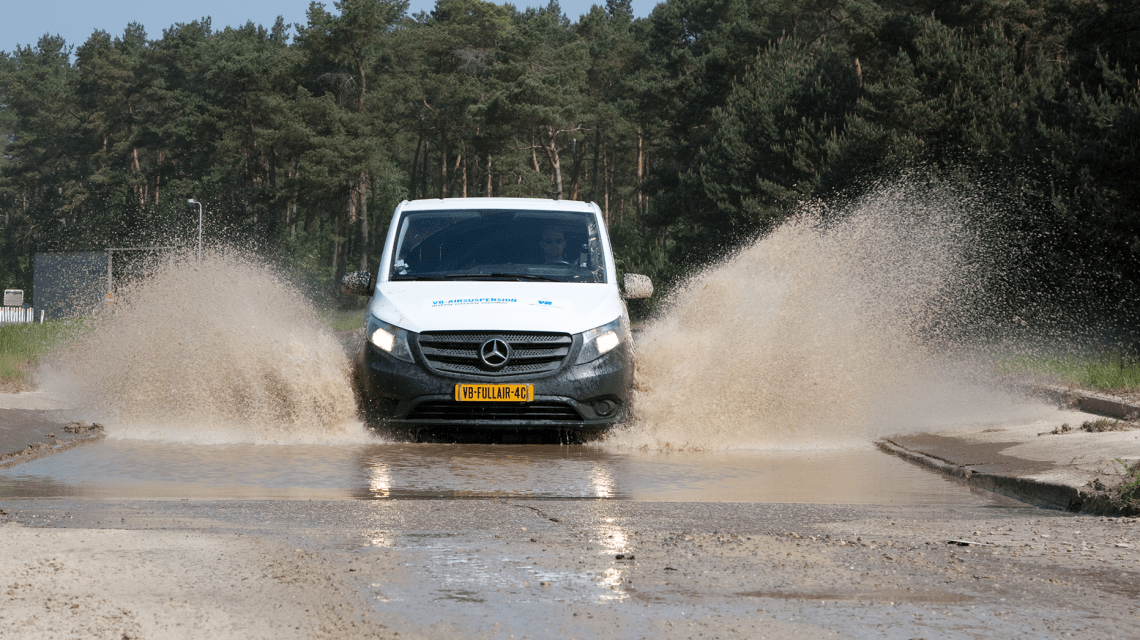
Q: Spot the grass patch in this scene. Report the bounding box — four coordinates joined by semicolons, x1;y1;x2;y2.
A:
1113;458;1140;514
998;353;1140;393
0;320;86;391
1044;418;1138;435
318;307;366;332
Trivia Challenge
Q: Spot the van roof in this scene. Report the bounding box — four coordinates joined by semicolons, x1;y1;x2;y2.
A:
399;198;596;213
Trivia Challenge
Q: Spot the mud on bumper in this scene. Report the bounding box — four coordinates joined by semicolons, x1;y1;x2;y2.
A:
354;337;633;430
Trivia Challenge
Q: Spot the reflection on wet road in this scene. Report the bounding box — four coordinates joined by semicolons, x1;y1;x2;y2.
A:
0;439;1019;506
6;438;1128;640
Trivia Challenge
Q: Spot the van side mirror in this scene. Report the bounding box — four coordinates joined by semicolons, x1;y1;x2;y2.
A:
341;270;374;296
623;273;653;299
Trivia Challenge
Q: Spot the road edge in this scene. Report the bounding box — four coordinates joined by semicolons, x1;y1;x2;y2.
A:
1028;384;1140;420
877;385;1140;516
874;438;1124;514
0;429;105;470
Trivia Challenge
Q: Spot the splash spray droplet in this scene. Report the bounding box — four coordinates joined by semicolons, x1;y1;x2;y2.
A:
607;181;1049;451
44;250;371;445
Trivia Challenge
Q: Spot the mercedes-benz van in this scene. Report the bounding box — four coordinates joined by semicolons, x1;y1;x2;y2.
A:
341;198;652;436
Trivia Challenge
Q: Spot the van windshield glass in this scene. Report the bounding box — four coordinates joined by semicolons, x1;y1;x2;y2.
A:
389;209;607;283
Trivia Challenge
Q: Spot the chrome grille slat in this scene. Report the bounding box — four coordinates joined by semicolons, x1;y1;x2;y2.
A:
509;348;569;360
418;331;572;377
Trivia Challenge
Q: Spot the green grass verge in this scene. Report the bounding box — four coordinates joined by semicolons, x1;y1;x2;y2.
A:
318;307;366;332
998;353;1140;393
1112;458;1140;515
0;320;86;390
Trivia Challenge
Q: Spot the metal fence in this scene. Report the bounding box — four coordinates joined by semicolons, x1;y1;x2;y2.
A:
0;307;43;325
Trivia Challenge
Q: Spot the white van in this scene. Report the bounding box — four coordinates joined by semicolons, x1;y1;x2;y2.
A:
341;198;652;437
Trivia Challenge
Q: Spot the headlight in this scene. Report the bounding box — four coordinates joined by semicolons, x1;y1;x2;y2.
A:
576;317;625;364
368;316;414;363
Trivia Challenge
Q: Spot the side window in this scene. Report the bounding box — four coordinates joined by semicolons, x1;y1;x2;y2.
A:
587;221;605;282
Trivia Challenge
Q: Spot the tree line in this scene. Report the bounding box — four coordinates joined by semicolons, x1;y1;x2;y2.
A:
1;0;1137;322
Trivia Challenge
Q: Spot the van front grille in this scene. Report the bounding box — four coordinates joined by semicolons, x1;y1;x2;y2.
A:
417;331;572;377
405;401;583;422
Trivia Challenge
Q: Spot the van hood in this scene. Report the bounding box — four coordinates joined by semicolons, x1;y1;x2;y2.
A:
370;281;623;334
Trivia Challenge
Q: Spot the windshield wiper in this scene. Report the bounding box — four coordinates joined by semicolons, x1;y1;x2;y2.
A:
391;273;562;282
485;273;561;282
390;274;480;281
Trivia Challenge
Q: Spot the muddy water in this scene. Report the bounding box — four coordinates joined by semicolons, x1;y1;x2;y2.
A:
616;182;1025;450
39;182;1033;454
40;251;366;445
0;439;1022;506
16;184;1054;507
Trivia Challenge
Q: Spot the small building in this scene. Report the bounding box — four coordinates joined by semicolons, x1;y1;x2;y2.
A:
33;252;106;319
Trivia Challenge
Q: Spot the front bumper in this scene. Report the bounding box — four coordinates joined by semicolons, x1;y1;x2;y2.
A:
355;333;634;430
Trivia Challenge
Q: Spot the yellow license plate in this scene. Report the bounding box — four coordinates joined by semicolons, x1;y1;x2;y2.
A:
455;384;534;402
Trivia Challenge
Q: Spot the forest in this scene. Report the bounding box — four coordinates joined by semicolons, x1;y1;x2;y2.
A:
1;0;1137;327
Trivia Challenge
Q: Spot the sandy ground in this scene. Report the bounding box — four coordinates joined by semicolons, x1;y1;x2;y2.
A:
3;385;1140;638
0;390;71;412
888;407;1140;487
1;498;1139;639
0;522;393;640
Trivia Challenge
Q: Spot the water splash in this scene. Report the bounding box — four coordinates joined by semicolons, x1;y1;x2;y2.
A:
607;181;1049;450
43;250;372;445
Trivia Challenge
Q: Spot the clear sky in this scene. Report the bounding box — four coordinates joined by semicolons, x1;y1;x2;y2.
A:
2;0;658;55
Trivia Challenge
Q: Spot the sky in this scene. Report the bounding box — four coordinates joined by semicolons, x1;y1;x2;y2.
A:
2;0;658;55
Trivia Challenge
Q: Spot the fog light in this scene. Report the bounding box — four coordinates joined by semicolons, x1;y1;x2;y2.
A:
593;400;614;416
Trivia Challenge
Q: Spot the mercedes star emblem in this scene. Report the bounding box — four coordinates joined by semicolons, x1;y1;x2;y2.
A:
479;338;511;369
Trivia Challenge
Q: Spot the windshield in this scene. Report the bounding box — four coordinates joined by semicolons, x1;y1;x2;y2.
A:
389;209;607;283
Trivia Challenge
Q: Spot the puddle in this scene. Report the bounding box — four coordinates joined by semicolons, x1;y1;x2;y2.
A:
0;439;1021;506
736;588;975;604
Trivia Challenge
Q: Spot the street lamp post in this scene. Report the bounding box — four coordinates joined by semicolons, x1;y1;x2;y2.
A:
187;198;203;262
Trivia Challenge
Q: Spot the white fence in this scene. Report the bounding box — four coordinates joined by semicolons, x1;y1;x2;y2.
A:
0;307;43;325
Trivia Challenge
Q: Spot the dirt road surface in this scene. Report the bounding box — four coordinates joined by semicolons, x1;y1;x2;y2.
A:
3;387;1140;638
0;522;383;639
2;498;1138;639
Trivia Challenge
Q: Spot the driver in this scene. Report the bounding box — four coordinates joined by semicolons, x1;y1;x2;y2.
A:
540;227;566;264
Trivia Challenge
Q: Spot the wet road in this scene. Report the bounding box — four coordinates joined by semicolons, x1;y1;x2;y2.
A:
1;440;1016;504
2;440;1138;639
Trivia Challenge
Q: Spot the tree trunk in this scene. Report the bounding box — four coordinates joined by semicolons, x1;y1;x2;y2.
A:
541;126;563;200
472;154;481;196
636;125;645;226
356;56;367;114
486;154;493;196
331;208;346;279
603;149;612;224
421;137;430;199
410;132;423;199
132;147;145;209
439;126;449;199
289;159;300;238
592;128;602;205
359;170;370;272
568;137;587;201
455;153;465;197
332;188;352;298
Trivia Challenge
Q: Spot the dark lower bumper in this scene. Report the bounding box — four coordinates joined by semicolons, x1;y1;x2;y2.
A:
355;339;633;429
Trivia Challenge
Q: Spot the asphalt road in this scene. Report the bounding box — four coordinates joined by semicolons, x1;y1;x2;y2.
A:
2;389;1138;639
3;478;1138;638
